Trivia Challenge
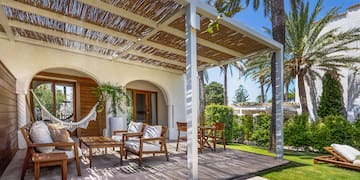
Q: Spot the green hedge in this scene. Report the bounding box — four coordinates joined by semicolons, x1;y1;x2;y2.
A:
352;118;360;149
284;115;311;148
311;115;354;151
205;104;233;143
239;115;253;142
250;114;271;147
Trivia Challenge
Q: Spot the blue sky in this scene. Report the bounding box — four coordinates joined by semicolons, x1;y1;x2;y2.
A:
206;0;360;103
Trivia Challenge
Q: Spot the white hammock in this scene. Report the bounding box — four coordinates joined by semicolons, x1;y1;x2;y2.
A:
31;90;98;132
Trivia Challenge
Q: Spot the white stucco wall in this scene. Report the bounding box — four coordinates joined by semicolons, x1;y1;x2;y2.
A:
0;38;185;142
300;5;360;121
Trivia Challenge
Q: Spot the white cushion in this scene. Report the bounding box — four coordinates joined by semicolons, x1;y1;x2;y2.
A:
125;140;160;152
112;134;139;142
128;122;143;133
30;121;55;153
354;160;360;166
331;144;360;162
53;138;82;159
143;125;162;138
344;145;360;157
143;125;162;144
53;147;82;159
112;135;123;142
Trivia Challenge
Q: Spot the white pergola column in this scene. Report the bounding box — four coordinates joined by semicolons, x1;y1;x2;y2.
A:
16;91;28;149
185;1;199;179
275;49;284;159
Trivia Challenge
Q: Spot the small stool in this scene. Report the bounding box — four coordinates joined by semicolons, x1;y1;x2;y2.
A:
32;152;68;180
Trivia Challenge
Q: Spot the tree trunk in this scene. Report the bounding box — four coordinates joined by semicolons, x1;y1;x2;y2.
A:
298;73;309;114
223;65;228;105
269;0;286;152
199;71;206;126
260;83;265;103
285;82;289;102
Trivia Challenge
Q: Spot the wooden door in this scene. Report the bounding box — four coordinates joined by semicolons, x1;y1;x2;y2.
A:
133;90;151;124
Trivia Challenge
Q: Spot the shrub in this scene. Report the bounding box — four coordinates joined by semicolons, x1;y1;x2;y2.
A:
311;115;354;151
250;114;271;147
232;115;241;142
205;104;233;143
239;115;253;142
352;118;360;149
318;72;345;117
284;115;311;149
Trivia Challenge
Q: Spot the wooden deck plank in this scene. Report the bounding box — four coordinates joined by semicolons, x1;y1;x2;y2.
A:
2;141;288;180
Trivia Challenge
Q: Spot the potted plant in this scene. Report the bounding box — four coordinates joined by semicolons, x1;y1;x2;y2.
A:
95;82;130;135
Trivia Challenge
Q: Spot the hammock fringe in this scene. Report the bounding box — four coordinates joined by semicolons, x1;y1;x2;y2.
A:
31;89;98;132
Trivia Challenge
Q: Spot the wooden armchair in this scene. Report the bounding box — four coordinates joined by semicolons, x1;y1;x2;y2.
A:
124;125;169;165
20;123;81;180
205;122;226;151
112;122;147;143
176;122;187;151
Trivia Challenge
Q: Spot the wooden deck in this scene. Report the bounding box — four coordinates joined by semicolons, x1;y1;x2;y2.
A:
1;141;288;180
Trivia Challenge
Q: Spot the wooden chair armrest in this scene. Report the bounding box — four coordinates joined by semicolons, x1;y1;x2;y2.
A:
140;137;165;142
113;130;128;135
123;132;144;141
29;141;76;148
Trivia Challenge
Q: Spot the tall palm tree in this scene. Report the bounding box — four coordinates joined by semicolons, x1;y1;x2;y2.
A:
198;70;208;125
209;0;287;152
243;54;272;103
286;0;360;114
220;63;245;105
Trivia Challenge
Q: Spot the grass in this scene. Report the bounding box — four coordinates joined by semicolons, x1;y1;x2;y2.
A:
227;144;360;180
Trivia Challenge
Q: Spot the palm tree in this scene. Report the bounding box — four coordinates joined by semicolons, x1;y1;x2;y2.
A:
285;0;360;114
243;54;272;103
208;0;287;152
199;70;208;125
220;63;245;105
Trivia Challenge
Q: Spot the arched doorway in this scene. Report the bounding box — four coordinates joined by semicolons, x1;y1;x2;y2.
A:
125;80;168;127
29;68;105;137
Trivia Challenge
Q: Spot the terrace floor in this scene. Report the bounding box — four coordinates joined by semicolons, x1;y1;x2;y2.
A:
1;141;288;180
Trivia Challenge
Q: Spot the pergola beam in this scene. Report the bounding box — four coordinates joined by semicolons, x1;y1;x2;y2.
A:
78;0;234;62
115;58;184;74
196;1;283;50
14;36;112;60
129;51;186;67
2;0;217;66
8;20;122;52
0;4;14;41
1;0;137;42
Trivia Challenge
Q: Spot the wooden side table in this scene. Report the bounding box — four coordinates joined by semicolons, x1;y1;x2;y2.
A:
32;152;68;180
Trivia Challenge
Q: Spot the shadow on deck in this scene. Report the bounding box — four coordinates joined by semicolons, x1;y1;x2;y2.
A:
1;141;289;180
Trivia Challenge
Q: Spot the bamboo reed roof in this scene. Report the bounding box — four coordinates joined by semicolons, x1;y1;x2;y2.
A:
0;0;279;73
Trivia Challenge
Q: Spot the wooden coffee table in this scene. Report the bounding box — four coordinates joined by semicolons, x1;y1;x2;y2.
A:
79;136;123;168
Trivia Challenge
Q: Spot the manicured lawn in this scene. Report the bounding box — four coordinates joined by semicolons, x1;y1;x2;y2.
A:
227;144;360;180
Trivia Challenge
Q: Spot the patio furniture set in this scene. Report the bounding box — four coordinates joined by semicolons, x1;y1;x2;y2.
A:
20;121;171;179
175;121;226;153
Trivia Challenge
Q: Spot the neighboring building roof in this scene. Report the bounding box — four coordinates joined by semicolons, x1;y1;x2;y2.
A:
231;102;300;118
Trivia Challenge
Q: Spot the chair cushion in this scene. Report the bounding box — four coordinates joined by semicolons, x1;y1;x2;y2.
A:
53;140;82;159
331;144;360;162
112;135;123;142
128;122;143;133
143;125;162;144
125;140;160;152
30;121;55;153
48;123;72;151
112;134;139;142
